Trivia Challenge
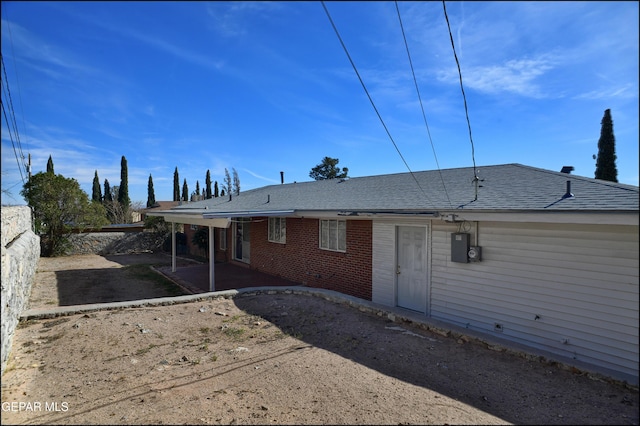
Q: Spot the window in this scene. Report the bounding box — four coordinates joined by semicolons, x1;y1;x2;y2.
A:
320;219;346;252
268;217;286;243
190;224;198;230
219;228;227;250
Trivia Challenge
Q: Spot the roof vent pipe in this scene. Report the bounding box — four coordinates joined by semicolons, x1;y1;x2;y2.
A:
562;180;574;199
280;171;284;184
229;193;232;201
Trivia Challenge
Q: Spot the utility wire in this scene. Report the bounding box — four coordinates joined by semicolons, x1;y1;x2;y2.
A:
321;1;433;205
1;99;25;184
442;1;480;200
3;5;31;157
1;54;28;177
395;1;452;208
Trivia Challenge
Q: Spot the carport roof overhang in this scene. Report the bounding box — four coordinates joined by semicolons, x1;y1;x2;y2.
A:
146;210;231;228
148;208;441;225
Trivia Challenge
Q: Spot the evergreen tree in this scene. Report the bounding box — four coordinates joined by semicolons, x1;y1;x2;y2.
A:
92;170;102;203
46;155;54;174
173;167;180;201
147;174;156;207
195;181;200;197
103;179;113;202
118;155;130;207
205;170;212;199
182;178;189;202
594;109;618;182
214;181;219;198
232;167;240;195
223;168;232;196
309;156;349;180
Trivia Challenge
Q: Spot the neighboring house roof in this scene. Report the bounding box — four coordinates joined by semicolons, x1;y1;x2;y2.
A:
150;164;638;225
142;201;181;212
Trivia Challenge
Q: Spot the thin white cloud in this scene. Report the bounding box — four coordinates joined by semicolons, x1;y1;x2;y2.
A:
436;56;556;98
241;168;279;184
574;84;637;101
1;19;101;78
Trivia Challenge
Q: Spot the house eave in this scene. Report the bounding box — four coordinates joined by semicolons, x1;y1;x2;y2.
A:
437;210;639;226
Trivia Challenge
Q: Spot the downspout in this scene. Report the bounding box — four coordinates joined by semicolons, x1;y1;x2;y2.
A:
171;222;176;272
209;225;215;292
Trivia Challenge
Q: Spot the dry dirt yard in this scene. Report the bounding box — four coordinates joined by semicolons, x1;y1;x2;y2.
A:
1;254;638;425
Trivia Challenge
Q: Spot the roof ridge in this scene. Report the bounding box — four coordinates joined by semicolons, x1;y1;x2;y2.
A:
511;164;639;191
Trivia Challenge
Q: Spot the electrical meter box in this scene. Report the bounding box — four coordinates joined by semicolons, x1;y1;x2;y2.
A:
451;233;470;263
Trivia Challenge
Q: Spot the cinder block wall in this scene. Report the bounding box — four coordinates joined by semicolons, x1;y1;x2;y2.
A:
250;218;372;300
1;206;41;375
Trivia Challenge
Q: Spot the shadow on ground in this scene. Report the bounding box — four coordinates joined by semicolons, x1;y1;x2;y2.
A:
54;266;187;306
233;293;639;425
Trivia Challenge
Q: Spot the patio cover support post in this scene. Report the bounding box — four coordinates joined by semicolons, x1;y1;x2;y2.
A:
209;226;215;292
171;222;176;272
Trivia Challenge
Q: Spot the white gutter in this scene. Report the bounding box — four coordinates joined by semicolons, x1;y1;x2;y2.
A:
438;211;639;226
203;210;295;219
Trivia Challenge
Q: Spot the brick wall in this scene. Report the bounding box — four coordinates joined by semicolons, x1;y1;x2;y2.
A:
250;218;372;300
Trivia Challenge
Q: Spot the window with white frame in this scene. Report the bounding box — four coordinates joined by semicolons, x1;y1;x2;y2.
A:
319;219;346;252
219;228;227;250
268;217;286;243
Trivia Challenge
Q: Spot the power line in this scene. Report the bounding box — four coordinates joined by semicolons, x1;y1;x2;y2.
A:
1;98;25;184
395;1;452;208
442;1;480;200
321;1;433;206
3;4;31;156
1;54;28;179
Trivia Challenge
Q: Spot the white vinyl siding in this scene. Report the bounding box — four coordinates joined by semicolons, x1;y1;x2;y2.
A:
373;219;639;384
320;219;346;252
430;221;638;383
268;218;286;244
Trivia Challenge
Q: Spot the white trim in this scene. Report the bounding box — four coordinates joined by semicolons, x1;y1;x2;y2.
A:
268;217;286;244
438;211;638;225
319;219;346;252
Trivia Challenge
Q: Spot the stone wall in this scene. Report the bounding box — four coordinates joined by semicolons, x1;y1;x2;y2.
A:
67;230;169;255
1;206;40;375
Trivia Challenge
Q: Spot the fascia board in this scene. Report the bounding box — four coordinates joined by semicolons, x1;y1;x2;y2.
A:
438;211;639;226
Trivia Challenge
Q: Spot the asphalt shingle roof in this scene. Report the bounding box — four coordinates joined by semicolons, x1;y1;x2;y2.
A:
171;164;639;215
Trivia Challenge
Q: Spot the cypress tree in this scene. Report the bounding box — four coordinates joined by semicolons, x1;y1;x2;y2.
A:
173;167;180;201
224;168;232;196
118;155;130;207
46;155;54;174
147;174;156;207
92;170;102;202
594;109;618;182
232;167;240;195
214;181;219;198
195;181;200;197
205;170;212;199
182;178;189;202
103;179;113;202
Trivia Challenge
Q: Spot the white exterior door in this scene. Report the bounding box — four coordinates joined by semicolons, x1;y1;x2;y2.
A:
396;226;427;313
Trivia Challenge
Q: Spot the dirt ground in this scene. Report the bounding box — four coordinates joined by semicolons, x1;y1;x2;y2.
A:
1;254;638;425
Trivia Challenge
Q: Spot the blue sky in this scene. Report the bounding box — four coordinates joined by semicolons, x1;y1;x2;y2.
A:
2;1;638;206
